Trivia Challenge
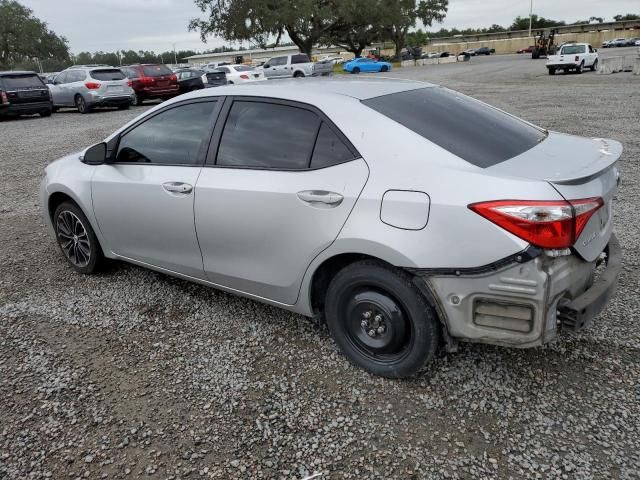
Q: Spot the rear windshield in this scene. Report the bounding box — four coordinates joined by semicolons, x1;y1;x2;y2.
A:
560;45;586;54
90;69;126;81
1;74;44;89
363;87;546;168
233;65;253;72
142;65;173;77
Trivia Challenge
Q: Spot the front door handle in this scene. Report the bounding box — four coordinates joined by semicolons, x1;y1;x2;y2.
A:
297;190;343;207
163;182;193;195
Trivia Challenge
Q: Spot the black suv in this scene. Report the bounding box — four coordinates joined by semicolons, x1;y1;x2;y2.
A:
0;71;52;118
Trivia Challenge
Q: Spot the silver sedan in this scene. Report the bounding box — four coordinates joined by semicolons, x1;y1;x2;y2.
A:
40;78;622;378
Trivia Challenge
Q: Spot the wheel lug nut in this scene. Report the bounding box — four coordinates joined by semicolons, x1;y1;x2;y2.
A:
363;311;372;319
368;329;376;337
375;314;382;322
377;326;385;334
360;320;368;327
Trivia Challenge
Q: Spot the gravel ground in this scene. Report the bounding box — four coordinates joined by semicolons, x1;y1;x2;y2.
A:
1;53;639;480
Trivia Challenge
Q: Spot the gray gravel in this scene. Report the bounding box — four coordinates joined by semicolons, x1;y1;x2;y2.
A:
1;54;639;480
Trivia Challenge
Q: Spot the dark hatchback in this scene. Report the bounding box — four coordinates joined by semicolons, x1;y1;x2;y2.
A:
120;64;179;105
0;71;52;118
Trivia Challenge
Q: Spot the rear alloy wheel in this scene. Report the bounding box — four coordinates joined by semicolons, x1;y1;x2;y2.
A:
53;201;103;274
590;59;598;72
548;68;556;75
40;109;52;117
380;65;389;72
576;61;584;74
352;67;361;74
75;95;90;114
325;261;441;378
293;71;305;78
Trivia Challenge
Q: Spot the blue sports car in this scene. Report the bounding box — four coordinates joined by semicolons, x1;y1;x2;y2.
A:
343;57;393;74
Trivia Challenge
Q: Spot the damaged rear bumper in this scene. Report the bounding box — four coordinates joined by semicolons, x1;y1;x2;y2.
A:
413;235;621;348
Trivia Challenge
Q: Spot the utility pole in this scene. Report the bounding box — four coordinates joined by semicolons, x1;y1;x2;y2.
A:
172;43;178;66
528;0;533;37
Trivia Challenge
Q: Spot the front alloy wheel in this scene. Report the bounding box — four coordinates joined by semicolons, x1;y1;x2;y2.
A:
54;201;103;273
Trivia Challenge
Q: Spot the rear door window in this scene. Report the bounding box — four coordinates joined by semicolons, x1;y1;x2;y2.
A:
90;69;126;81
1;74;45;89
216;100;320;169
291;54;310;64
310;123;356;169
363;87;546;168
142;65;173;77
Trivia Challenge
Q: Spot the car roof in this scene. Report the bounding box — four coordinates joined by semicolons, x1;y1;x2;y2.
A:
0;71;39;76
184;77;433;101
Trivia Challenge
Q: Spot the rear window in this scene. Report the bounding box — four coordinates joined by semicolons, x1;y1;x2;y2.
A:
90;69;126;81
142;65;173;77
362;87;546;168
560;45;586;54
2;74;44;89
292;54;310;64
233;65;253;72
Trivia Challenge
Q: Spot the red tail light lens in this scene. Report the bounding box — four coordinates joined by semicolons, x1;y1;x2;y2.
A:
127;80;133;87
169;74;177;82
139;76;154;85
85;81;101;89
1;90;8;104
469;198;603;249
239;74;250;80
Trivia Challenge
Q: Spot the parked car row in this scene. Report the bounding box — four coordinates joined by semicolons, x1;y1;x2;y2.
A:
602;38;640;48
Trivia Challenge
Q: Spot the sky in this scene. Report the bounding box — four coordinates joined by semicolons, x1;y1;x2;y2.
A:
19;0;640;54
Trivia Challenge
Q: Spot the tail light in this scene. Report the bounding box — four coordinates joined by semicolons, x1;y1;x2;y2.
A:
575;55;580;61
239;74;250;80
84;81;101;89
127;80;133;87
469;198;604;249
169;74;177;82
201;74;208;84
1;90;8;104
139;76;154;85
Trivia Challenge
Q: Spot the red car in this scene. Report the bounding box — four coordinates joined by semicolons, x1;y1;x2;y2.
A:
517;46;535;54
120;64;179;105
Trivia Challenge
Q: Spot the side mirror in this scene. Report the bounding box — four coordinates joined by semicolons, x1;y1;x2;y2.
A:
81;142;107;165
594;48;598;52
263;64;270;68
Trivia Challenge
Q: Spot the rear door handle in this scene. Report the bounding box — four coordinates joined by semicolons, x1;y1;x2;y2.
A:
162;182;193;195
297;190;343;206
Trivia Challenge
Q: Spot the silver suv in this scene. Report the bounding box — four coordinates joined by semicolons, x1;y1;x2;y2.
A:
47;65;134;113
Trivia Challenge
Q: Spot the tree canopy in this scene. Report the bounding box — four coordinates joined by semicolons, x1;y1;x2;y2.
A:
0;0;70;70
190;0;448;58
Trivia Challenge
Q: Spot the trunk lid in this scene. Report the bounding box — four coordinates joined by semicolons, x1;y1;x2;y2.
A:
489;132;622;261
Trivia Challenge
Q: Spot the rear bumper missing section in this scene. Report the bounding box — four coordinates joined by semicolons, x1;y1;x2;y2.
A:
413;235;621;348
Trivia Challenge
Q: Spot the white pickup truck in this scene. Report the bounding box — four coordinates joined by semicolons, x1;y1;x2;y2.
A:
546;43;599;75
262;54;333;79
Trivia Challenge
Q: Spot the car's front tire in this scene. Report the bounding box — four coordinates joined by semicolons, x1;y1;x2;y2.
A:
351;67;361;74
325;261;441;378
380;65;389;72
53;201;103;274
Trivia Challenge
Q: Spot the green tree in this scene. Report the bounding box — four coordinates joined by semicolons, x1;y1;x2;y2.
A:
0;0;69;70
190;0;339;57
328;0;384;57
381;0;448;59
613;13;640;21
510;14;565;31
